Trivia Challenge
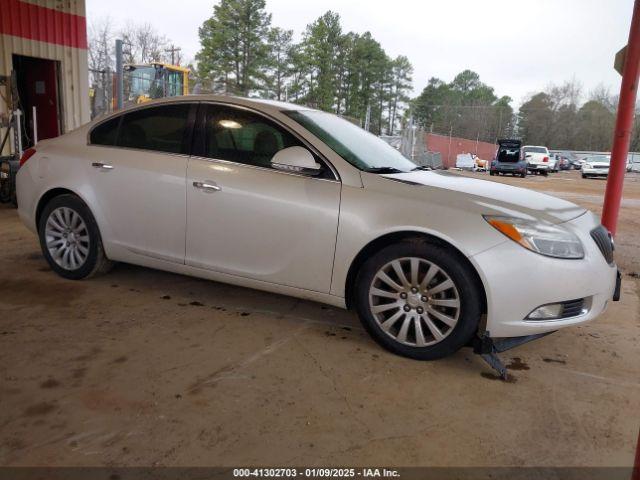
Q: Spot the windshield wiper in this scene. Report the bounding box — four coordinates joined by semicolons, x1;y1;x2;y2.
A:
411;165;433;171
364;167;406;174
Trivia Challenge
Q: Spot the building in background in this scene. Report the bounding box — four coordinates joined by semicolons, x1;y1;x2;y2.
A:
0;0;89;155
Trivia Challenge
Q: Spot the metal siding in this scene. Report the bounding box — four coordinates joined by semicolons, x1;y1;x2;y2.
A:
0;0;87;155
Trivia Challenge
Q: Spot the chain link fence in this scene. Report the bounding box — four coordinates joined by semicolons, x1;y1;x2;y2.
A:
89;67;188;120
89;68;113;120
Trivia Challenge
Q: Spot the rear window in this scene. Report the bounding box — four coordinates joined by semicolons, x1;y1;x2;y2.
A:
90;116;120;146
523;147;548;154
118;104;191;154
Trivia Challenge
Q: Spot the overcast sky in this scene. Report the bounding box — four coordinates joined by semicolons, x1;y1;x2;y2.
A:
86;0;634;107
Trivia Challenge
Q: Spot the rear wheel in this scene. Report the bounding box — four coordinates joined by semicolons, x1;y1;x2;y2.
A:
38;194;112;280
354;240;482;360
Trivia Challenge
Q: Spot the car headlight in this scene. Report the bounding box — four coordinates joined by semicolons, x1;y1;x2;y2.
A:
484;216;584;259
584;163;593;169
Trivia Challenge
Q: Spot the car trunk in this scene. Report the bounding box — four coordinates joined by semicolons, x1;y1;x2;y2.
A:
497;139;522;163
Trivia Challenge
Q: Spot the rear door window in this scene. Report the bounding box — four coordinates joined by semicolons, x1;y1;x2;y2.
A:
117;103;191;154
90;116;120;146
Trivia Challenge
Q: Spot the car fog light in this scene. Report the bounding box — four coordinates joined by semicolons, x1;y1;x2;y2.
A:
527;303;563;320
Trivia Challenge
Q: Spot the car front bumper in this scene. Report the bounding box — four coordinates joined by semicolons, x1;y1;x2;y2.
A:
470;211;618;337
583;169;609;176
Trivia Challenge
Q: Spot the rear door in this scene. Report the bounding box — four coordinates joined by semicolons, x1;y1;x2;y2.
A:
185;103;341;293
88;103;195;263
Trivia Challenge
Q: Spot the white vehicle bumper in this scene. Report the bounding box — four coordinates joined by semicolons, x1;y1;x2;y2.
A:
528;164;549;170
471;212;617;338
584;168;609;175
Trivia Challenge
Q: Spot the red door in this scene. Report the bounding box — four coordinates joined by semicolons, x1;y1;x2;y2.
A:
13;55;61;143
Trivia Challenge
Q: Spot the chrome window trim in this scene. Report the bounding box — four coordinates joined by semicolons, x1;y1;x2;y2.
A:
188;154;340;183
85;142;192;160
86;99;341;182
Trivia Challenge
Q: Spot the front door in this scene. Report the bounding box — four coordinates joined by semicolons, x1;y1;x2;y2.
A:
186;104;341;293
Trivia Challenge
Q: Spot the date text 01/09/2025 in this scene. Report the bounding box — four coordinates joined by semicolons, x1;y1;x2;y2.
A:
232;468;401;478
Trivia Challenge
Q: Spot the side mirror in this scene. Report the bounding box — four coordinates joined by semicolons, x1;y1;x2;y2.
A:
271;146;322;176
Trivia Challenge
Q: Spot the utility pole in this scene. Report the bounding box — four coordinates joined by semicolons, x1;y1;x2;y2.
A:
447;124;453;166
115;39;124;111
165;45;181;66
602;0;640;236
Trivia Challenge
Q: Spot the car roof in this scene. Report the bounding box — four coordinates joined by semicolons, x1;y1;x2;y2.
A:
97;94;315;121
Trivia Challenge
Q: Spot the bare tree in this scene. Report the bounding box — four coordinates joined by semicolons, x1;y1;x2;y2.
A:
88;18;115;118
120;22;173;64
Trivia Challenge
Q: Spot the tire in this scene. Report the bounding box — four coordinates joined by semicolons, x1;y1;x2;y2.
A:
542;171;548;177
582;174;587;179
520;173;526;178
354;240;482;360
38;194;113;280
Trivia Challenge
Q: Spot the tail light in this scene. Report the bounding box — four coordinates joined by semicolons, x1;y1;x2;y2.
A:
19;147;36;166
543;156;549;162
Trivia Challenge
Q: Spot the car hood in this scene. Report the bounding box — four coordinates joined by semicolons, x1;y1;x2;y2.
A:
586;162;610;168
382;170;587;224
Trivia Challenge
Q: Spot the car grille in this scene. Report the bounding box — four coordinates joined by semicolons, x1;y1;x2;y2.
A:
590;225;614;264
560;299;586;318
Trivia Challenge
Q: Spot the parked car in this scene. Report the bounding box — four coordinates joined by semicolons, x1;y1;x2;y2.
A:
523;145;552;175
571;159;583;170
490;139;527;177
582;155;611;179
558;155;572;170
16;96;620;361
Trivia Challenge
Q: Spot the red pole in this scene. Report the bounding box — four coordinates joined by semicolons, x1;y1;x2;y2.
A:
602;0;640;236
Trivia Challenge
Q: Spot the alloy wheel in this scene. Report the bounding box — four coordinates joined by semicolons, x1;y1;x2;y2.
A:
45;207;90;270
368;257;461;347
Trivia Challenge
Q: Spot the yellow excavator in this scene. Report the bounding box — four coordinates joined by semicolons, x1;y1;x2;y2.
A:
122;63;189;106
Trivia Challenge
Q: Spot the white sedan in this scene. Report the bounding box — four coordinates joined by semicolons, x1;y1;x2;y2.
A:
16;96;619;360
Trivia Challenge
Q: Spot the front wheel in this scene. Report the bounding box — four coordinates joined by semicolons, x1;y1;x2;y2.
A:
38;194;113;280
354;240;482;360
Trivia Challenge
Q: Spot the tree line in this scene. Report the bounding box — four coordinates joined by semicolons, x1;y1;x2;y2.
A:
411;70;515;144
411;72;639;152
196;0;413;135
88;3;637;152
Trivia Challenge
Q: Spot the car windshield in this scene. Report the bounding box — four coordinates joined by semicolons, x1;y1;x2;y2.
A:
523;147;548;154
589;155;611;163
285;110;417;172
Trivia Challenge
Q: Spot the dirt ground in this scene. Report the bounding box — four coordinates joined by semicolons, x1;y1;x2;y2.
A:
0;169;639;468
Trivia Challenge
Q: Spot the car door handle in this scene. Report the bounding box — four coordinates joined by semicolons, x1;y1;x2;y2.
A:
193;181;221;193
92;162;114;170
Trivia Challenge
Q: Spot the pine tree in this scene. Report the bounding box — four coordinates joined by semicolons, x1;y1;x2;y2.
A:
196;0;272;95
